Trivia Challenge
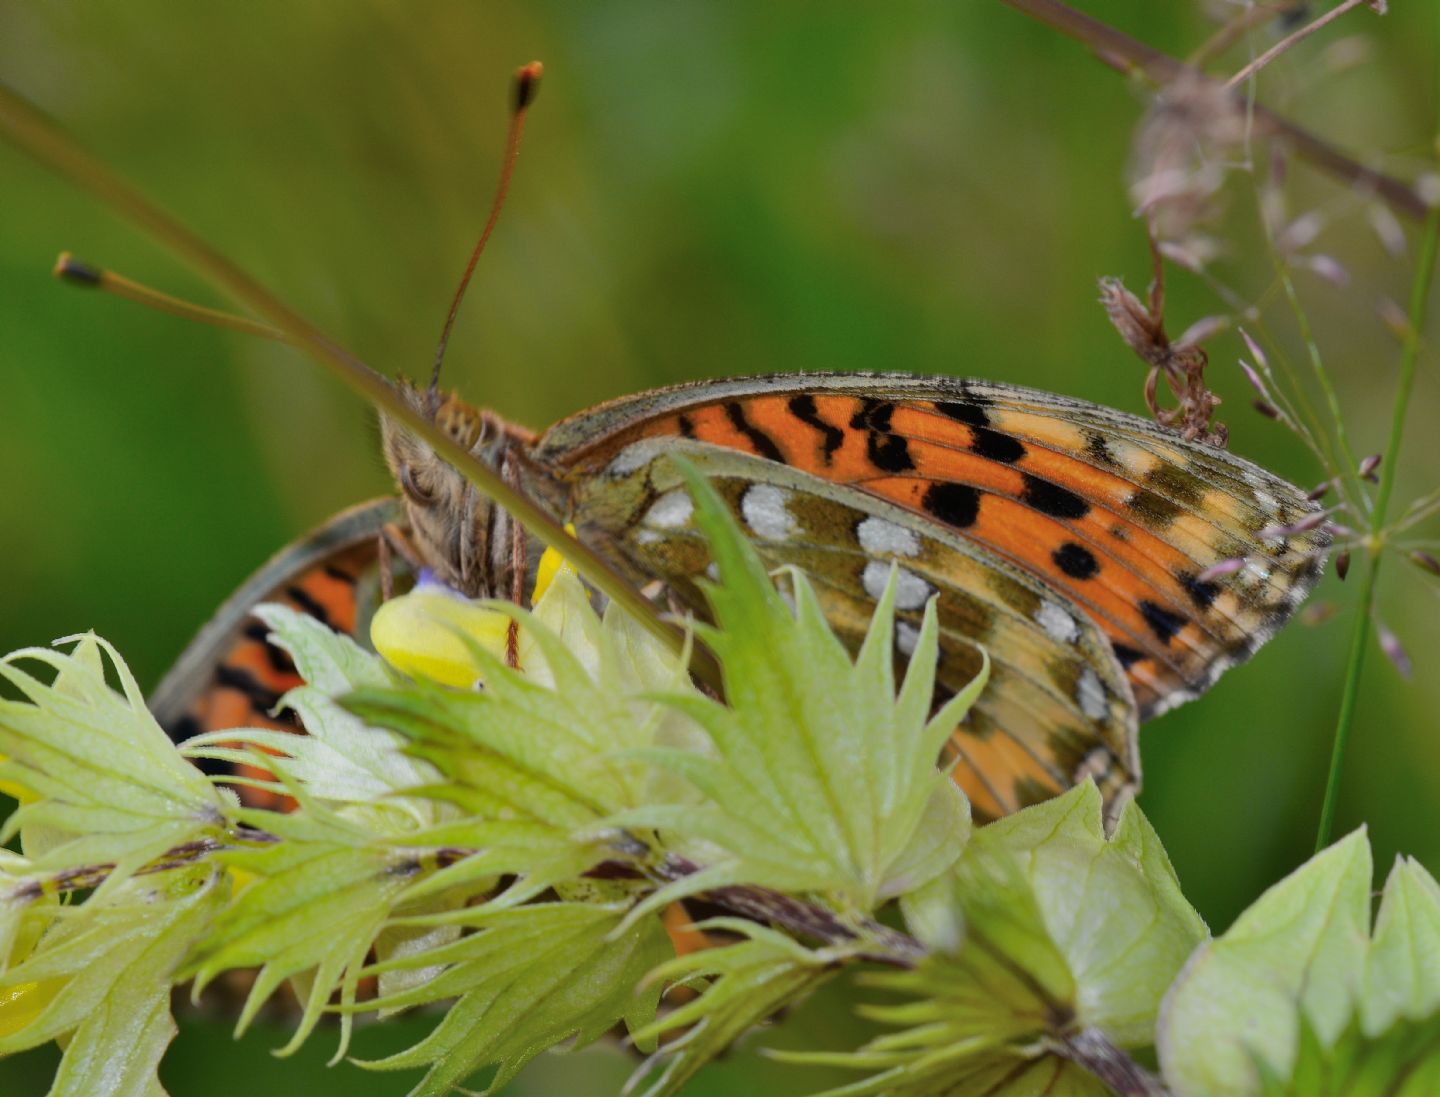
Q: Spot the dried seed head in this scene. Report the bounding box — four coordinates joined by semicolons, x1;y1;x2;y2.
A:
1129;75;1247;241
1300;601;1339;627
1307;479;1334;502
1335;549;1351;580
1304;254;1350;287
1367;204;1407;259
1176;314;1230;348
1239;329;1269;372
1377;297;1415;343
1253;399;1281;420
1377;621;1412;678
1418;173;1440;209
1409;550;1440;578
1358;454;1382;482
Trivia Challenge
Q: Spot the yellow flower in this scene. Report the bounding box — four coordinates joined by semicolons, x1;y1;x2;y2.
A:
0;758;34;803
371;527;577;687
0;979;63;1037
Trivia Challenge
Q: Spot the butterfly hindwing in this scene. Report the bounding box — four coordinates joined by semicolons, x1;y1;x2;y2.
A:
563;439;1140;821
149;498;400;805
536;372;1329;723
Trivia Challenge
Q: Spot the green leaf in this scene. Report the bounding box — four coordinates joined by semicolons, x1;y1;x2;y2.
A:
182;809;419;1056
1257;1010;1440;1096
183;604;440;828
626;921;844;1097
355;902;670;1097
794;784;1200;1095
980;781;1208;1045
0;635;227;885
0;867;223;1097
342;563;707;888
616;463;985;915
1162;831;1440;1096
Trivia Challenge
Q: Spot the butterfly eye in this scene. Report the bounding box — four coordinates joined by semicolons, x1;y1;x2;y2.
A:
398;464;436;506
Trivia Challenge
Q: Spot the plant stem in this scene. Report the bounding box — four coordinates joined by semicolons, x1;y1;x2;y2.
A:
1314;203;1440;852
1225;0;1373;91
996;0;1427;219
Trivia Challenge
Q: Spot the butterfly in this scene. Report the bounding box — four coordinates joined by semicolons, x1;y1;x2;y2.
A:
148;370;1330;823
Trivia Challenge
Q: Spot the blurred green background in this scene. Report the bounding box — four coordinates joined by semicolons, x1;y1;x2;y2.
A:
1;1;1437;1092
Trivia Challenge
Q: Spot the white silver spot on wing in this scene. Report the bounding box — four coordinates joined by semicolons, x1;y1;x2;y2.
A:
862;560;935;611
606;446;652;478
1035;600;1080;645
645;489;694;530
1253;488;1278;511
857;516;921;558
1076;667;1108;721
896;621;921;656
705;562;721;582
741;484;797;541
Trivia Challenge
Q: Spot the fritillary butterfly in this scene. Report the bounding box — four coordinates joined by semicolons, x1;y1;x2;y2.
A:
152;370;1328;822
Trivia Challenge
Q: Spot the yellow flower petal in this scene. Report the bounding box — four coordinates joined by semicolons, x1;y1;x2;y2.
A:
531;523;578;605
371;590;513;687
0;755;33;803
0;979;63;1037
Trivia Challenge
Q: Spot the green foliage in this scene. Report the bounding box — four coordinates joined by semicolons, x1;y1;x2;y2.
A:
615;461;983;916
0;867;224;1097
1161;830;1440;1096
1;476;1439;1097
0;634;227;883
357;903;670;1097
779;783;1204;1095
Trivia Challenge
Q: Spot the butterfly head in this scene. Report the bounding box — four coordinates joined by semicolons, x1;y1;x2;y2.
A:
381;379;518;599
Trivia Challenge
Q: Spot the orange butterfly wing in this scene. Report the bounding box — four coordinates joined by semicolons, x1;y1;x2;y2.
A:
537;372;1328;725
149;498;399;808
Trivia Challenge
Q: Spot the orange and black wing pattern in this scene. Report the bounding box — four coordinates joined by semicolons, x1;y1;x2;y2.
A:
535;372;1328;815
149;498;398;808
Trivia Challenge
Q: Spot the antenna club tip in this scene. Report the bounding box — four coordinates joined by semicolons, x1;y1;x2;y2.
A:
54;252;102;286
513;61;543;112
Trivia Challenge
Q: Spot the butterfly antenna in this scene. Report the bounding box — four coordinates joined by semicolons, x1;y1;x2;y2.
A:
53;252;290;342
429;61;542;396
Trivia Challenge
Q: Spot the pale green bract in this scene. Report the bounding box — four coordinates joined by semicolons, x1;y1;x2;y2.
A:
2;470;1439;1097
777;782;1207;1096
1159;828;1440;1096
609;462;985;920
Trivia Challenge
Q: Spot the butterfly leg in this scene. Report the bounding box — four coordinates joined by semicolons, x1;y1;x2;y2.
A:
378;522;424;601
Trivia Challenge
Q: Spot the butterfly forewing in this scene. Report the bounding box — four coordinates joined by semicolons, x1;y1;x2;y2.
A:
559;440;1139;821
535;372;1329;723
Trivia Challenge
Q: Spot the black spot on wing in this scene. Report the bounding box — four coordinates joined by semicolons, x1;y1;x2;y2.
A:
970;428;1026;464
934;401;990;427
724;402;786;463
324;565;358;585
1021;473;1090;520
922;482;981;528
1052;542;1100;580
285;584;333;629
1085;431;1119;468
215;664;283;714
787;394;845;464
244;622;297;675
1139;600;1187;645
677;413;696;439
850;399;915;472
1179;571;1221;610
1111;642;1145;670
